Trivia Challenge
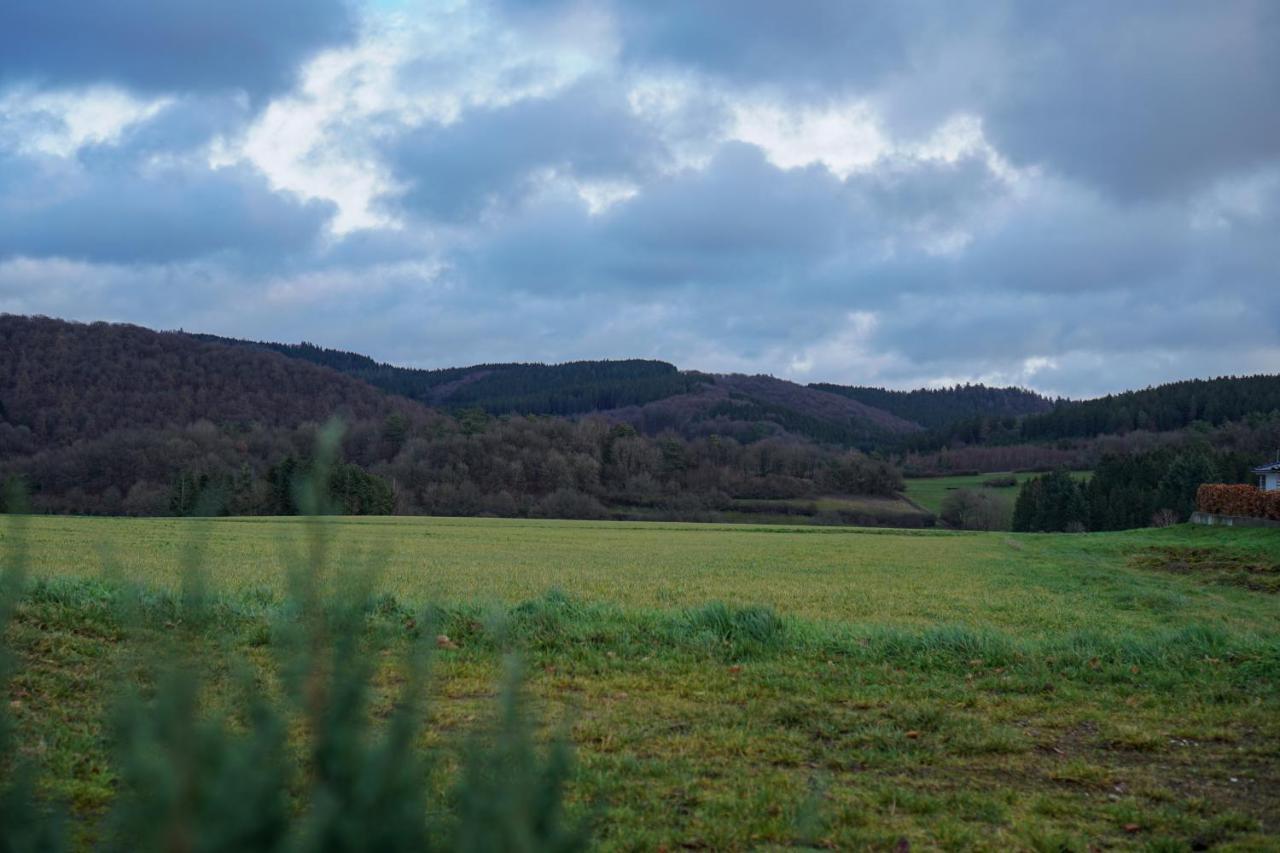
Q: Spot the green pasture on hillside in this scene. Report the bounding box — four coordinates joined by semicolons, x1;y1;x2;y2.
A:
3;514;1278;849
904;470;1093;522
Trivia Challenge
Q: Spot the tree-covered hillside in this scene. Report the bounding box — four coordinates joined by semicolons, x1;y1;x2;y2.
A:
900;374;1280;464
1;316;905;521
1018;375;1280;440
811;383;1054;430
1;316;408;451
192;334;696;416
193;334;923;447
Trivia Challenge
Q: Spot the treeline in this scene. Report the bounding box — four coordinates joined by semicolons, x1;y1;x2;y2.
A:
1020;375;1280;440
1011;445;1256;532
441;363;697;416
904;409;1280;480
812;383;1053;431
167;457;394;517
194;333;696;417
1;411;902;519
904;374;1280;454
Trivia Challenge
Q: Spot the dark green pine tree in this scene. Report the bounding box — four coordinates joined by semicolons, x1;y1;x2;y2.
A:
1155;448;1220;521
168;471;204;517
1012;470;1087;532
1011;477;1041;532
265;457;300;516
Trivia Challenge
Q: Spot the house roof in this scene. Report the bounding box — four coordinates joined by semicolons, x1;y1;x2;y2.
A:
1253;461;1280;473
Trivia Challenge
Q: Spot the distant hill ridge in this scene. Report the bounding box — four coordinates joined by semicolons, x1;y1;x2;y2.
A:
810;383;1055;429
1017;375;1280;440
189;332;1056;445
1;316;419;450
190;334;695;417
7;317;1273;457
903;373;1280;453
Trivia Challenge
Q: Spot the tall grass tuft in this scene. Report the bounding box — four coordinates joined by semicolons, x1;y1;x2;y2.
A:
677;602;788;660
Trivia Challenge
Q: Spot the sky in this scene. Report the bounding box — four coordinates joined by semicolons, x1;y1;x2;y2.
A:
0;0;1277;397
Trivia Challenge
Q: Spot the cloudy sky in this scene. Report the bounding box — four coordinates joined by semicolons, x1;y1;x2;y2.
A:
1;0;1277;396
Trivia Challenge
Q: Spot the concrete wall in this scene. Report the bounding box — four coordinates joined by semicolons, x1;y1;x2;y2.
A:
1191;511;1280;529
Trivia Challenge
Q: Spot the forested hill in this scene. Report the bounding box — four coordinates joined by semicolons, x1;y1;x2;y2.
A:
1017;375;1280;440
188;334;941;445
1;316;415;451
897;373;1280;474
0;316;908;521
190;333;925;446
192;334;696;417
810;383;1054;430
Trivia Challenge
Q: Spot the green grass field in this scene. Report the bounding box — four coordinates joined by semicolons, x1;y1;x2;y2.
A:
904;471;1093;526
3;515;1279;849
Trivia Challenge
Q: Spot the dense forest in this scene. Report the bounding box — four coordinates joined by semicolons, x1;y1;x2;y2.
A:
194;334;699;416
905;374;1280;456
1;317;901;521
1018;375;1280;440
193;335;941;448
811;383;1054;430
1;317;406;453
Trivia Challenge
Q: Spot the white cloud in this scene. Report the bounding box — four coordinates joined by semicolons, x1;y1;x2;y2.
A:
0;86;169;156
729;99;887;178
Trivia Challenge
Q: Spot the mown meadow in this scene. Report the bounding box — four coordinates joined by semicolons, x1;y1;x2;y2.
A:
904;471;1095;529
902;472;1041;517
2;514;1278;850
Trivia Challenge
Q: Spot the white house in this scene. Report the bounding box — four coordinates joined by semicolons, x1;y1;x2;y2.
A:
1254;460;1280;492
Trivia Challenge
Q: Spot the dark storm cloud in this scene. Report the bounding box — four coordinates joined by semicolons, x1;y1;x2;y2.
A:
0;151;333;264
493;0;924;95
465;141;1005;295
858;173;1280;383
450;126;1278;393
495;0;1280;200
0;0;1277;396
385;80;668;222
462;142;857;293
0;0;356;99
982;2;1280;200
949;189;1191;295
0;94;334;265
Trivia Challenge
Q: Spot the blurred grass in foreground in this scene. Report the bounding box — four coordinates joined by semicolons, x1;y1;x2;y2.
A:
1;426;587;852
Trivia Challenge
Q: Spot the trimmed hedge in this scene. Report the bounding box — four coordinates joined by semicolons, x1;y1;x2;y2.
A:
1197;483;1280;520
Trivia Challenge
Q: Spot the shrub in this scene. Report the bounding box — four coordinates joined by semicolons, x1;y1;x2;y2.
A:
1196;483;1266;518
531;489;609;520
940;489;1004;531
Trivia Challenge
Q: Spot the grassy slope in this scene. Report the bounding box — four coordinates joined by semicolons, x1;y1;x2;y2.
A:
904;471;1094;526
4;516;1279;850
